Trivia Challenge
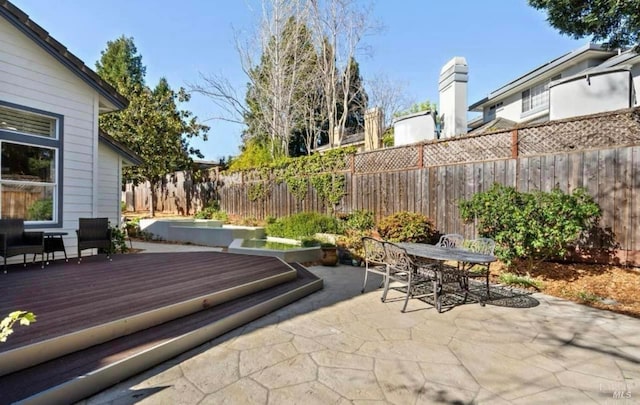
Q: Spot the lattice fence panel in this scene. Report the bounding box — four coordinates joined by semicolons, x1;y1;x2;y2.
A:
354;145;419;173
422;131;512;167
518;109;640;156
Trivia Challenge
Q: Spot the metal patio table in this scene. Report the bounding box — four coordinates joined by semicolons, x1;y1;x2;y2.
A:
397;243;497;311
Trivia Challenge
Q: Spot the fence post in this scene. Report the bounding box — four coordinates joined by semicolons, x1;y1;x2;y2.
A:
511;128;519;158
418;145;424;168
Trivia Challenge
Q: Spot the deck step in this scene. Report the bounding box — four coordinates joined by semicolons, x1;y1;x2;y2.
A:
0;264;322;405
0;252;297;377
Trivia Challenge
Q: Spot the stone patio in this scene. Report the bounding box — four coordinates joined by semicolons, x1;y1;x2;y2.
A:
81;246;640;404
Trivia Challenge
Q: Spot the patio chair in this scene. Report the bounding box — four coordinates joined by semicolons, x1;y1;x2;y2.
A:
464;237;496;295
382;242;439;313
411;233;466;271
0;219;45;273
361;237;387;293
76;218;112;263
436;233;465;248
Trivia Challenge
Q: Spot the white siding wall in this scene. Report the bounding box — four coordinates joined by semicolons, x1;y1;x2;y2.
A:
489;92;521;122
0;17;103;258
632;63;640;107
481;59;609;125
97;145;121;225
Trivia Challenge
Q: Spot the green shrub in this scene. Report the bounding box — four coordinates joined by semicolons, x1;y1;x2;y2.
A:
194;202;228;222
459;184;601;268
377;211;437;243
240;217;260;226
344;210;375;232
266;212;343;239
109;225;129;253
336;229;368;260
27;198;53;221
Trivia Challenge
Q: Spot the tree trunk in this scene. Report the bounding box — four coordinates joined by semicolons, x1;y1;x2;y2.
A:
150;182;156;217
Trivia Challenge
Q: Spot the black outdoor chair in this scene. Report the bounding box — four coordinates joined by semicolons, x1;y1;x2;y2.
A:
76;218;112;263
0;219;45;273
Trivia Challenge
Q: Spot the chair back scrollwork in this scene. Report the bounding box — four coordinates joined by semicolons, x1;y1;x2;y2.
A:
436;234;465;248
362;237;386;266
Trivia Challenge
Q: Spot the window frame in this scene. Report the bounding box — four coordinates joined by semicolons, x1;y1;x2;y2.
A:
0;101;63;228
486;101;503;121
521;81;550;117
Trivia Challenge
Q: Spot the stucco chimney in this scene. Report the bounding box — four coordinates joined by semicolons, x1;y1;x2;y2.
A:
439;57;468;138
364;107;383;151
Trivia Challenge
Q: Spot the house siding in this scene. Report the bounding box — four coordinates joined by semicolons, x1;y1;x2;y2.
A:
0;16;120;259
632;64;640;107
479;57;616;125
97;145;121;224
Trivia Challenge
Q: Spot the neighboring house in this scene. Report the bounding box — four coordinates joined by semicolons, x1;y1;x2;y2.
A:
0;2;141;257
468;43;640;133
312;107;385;153
313;130;366;152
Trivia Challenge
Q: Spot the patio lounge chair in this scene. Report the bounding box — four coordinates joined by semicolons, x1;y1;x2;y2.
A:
382;242;439;313
0;219;45;273
361;237;387;294
76;218;112;263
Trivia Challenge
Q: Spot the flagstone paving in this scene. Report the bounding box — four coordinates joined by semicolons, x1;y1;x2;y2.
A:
81;257;640;404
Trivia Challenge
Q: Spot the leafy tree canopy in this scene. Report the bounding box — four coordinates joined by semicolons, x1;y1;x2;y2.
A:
96;37;209;215
529;0;640;49
228;138;277;171
95;36;146;94
394;100;437;118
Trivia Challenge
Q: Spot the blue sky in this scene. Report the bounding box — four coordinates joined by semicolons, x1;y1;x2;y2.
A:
12;0;586;161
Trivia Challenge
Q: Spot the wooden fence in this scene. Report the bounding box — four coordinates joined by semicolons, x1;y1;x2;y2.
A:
125;107;640;265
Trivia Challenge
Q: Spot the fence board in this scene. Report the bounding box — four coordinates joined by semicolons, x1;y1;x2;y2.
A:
616;148;631;251
555;154;569;192
632;147;640;253
541;154;555;192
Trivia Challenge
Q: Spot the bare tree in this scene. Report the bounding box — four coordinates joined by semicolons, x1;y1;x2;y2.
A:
309;0;378;147
190;0;378;156
191;0;315;158
365;73;413;131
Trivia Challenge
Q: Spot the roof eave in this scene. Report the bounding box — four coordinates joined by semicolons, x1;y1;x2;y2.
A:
98;130;143;166
0;2;128;111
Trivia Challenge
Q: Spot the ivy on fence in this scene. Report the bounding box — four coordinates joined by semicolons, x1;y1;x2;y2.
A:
227;147;356;209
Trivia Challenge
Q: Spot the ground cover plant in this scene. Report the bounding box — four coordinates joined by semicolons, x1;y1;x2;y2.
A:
265;212;343;239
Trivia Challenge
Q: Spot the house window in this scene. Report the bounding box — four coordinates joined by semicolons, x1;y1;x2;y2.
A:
521;82;549;113
0;103;62;226
486;102;503;121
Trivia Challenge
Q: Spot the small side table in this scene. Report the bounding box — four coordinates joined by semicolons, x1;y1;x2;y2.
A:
44;231;68;263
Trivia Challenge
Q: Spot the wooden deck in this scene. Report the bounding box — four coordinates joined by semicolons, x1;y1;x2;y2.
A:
0;252;322;403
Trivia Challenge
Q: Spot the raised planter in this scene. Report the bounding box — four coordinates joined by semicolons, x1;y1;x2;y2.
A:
139;219;264;247
228;238;321;263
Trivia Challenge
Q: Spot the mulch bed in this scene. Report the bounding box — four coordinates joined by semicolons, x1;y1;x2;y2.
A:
490;261;640;318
